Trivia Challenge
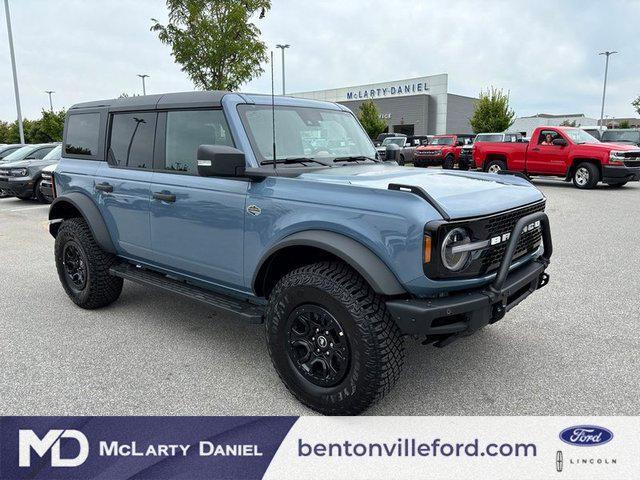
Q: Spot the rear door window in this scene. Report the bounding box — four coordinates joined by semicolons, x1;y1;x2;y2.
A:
65;113;101;156
108;112;157;169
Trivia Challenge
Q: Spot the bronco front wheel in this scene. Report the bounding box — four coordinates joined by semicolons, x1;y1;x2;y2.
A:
265;261;405;415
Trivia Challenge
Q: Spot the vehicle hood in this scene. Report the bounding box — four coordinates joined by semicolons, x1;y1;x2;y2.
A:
601;140;640;147
574;142;638;152
299;164;543;219
0;159;33;168
417;145;444;151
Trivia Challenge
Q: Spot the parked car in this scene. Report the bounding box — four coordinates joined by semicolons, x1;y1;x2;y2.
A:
600;128;640;147
473;126;640;188
457;143;475;170
373;132;406;146
580;126;606;140
39;163;58;203
0;143;26;160
376;135;430;164
49;91;552;415
413;134;474;168
0;143;60;200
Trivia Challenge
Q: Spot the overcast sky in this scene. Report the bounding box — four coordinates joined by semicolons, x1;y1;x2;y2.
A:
1;0;639;122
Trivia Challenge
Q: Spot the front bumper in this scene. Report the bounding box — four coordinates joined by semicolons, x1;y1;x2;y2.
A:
39;178;54;201
602;164;640;183
386;211;552;345
0;177;34;197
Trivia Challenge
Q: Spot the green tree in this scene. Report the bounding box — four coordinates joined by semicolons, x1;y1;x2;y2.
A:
151;0;271;91
469;87;515;134
0;121;10;143
27;109;66;143
357;100;387;139
618;120;630;129
632;95;640;116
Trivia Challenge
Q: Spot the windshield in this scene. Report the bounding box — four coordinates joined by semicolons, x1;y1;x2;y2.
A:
381;137;405;147
564;128;600;144
602;130;640;143
429;137;454;146
1;145;34;162
238;105;377;163
42;145;62;161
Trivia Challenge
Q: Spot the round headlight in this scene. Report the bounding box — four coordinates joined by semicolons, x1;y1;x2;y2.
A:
441;227;471;271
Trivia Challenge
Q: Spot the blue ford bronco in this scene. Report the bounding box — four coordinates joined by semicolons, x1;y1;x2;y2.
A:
49;91;552;415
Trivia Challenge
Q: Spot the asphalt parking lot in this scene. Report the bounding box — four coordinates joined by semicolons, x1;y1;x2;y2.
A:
1;178;639;416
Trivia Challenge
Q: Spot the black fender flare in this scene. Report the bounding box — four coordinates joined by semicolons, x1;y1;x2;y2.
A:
49;192;116;253
253;230;406;296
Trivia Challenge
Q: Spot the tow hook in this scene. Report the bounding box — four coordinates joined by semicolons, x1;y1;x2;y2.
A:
490;303;506;324
537;272;550;289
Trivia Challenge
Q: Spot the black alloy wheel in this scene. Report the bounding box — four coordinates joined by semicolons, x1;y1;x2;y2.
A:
285;304;350;388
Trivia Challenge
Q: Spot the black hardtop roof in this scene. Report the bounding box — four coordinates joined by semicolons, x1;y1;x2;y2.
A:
69;90;230;111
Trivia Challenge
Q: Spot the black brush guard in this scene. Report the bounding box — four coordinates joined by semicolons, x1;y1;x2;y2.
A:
386;211;552;347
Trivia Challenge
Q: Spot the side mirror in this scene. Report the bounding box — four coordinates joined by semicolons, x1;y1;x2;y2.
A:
197;145;246;177
552;138;567;146
456;140;464;146
385;143;401;162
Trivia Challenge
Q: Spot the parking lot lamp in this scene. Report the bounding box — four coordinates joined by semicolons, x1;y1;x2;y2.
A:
598;51;618;134
275;44;290;95
3;0;25;143
45;90;55;111
137;74;149;95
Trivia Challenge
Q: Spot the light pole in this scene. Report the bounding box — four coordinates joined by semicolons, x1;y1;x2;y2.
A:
45;90;55;111
598;51;618;134
137;74;149;95
3;0;25;143
275;44;290;95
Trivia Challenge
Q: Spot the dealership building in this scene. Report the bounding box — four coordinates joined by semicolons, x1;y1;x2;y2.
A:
293;74;477;136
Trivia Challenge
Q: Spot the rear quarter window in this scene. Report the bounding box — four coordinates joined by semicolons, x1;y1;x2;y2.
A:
65;113;101;158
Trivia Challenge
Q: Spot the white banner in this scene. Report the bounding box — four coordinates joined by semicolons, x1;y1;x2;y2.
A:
264;416;639;480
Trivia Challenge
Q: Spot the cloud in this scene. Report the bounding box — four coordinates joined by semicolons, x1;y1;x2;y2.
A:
1;0;638;122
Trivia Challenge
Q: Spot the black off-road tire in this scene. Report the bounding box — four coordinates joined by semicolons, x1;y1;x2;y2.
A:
55;217;123;309
265;261;405;415
442;154;455;169
572;162;600;189
485;159;506;173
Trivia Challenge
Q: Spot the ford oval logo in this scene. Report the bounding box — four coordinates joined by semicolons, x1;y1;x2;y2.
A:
559;425;613;447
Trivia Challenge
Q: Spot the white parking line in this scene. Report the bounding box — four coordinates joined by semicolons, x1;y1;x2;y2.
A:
6;205;50;212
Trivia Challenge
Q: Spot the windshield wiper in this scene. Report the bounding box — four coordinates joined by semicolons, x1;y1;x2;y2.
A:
260;157;331;166
333;155;380;163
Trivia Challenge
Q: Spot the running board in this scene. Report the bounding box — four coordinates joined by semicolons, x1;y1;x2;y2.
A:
109;264;264;324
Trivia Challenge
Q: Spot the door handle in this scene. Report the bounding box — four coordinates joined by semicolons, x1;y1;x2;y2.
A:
532;148;540;152
153;192;176;203
95;182;113;193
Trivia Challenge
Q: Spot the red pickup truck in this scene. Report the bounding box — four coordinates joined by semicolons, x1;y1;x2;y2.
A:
473;126;640;188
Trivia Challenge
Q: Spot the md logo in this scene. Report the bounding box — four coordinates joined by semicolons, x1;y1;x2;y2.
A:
19;429;89;467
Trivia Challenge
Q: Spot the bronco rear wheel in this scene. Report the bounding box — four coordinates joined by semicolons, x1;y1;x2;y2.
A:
265;261;405;415
55;217;123;309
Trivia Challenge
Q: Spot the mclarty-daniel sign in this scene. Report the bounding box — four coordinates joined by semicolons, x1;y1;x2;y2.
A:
346;81;430;100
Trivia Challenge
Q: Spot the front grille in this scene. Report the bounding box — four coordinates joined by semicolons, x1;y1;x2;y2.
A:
478;201;546;272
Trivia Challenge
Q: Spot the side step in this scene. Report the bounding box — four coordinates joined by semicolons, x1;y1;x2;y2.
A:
109;264;264;324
